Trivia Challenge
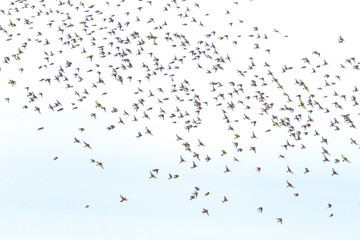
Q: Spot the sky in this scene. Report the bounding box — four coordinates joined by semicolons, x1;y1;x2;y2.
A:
0;0;360;239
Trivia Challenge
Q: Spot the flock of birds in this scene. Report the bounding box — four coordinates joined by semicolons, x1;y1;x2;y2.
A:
1;0;360;225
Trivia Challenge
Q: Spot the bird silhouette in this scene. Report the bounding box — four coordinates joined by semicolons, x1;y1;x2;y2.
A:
286;180;295;188
120;195;128;202
149;171;157;179
202;208;209;216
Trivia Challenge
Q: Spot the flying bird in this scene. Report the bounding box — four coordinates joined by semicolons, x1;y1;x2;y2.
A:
149;171;157;179
202;208;209;216
286;180;295;188
120;195;128;202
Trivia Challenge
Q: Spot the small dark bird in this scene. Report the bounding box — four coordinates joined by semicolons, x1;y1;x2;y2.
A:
202;208;209;216
331;168;338;176
149;171;157;179
286;180;295;188
120;195;128;202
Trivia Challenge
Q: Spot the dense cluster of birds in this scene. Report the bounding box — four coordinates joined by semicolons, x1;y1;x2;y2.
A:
1;0;359;224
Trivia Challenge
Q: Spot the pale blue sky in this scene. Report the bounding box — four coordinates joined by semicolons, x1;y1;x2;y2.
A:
0;0;360;239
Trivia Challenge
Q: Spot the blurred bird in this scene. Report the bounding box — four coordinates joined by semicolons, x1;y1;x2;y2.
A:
191;161;198;169
286;165;294;174
149;171;157;179
286;180;295;188
202;208;209;216
83;141;92;149
338;36;344;43
179;155;186;163
120;195;128;202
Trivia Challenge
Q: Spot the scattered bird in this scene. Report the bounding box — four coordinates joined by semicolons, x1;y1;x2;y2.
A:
286;180;295;188
149;171;157;179
331;168;338;176
83;141;92;149
286;165;294;174
120;195;128;202
202;208;209;216
191;161;197;169
338;36;344;43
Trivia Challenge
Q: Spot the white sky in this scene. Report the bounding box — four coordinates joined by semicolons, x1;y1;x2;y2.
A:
0;0;360;239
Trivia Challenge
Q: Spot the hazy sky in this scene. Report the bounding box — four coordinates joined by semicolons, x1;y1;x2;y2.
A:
1;0;360;239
